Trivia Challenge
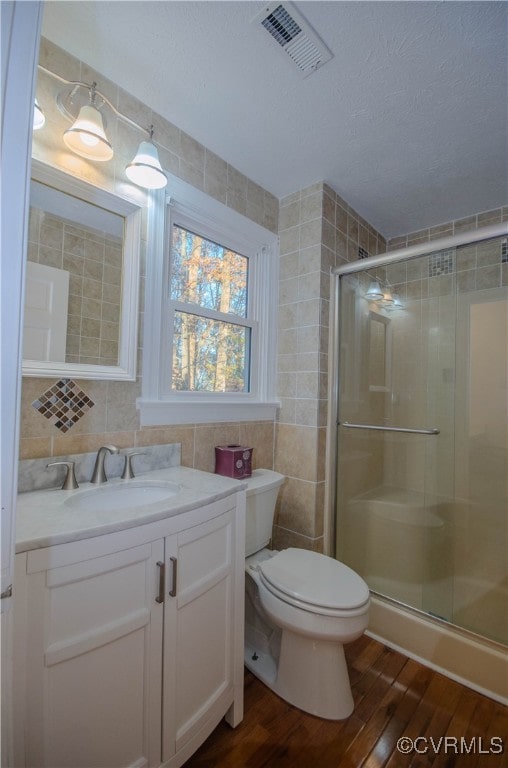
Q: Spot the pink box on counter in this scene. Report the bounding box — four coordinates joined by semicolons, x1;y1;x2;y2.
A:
214;444;253;479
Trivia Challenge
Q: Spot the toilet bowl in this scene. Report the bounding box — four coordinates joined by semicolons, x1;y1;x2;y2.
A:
243;470;370;720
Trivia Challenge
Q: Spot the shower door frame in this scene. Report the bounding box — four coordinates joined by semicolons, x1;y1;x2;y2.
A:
325;221;508;557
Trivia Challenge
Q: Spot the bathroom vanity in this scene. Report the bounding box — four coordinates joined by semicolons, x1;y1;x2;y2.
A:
13;467;246;768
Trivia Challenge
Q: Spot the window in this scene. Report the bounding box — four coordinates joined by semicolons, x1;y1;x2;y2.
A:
170;225;250;393
138;174;279;425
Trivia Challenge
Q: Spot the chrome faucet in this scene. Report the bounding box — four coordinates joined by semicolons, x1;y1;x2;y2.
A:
90;445;119;484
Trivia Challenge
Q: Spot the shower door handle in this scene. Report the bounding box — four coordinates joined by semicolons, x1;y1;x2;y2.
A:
339;421;440;435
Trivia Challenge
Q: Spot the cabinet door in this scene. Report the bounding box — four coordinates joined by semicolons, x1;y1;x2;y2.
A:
162;510;235;762
22;540;164;768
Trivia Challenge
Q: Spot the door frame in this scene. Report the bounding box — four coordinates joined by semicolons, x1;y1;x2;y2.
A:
1;2;42;764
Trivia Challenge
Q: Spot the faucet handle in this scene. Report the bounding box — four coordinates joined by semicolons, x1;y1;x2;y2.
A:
47;461;79;491
121;451;146;480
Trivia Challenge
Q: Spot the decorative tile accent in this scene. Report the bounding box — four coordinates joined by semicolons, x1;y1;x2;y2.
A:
429;249;455;277
358;247;370;260
32;378;94;433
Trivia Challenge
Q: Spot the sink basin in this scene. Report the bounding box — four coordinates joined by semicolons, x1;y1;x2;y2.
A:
65;481;181;513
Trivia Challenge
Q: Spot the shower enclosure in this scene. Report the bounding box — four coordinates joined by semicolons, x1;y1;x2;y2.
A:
331;225;508;650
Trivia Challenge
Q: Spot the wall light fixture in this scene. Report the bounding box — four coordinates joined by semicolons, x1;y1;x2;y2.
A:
365;279;404;310
126;127;167;189
35;66;167;190
365;280;384;300
389;292;404;310
382;286;394;305
62;83;113;161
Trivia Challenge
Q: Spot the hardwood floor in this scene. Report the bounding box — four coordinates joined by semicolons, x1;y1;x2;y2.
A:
184;635;508;767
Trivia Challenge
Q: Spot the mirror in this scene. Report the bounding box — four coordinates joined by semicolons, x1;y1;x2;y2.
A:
23;160;141;380
368;311;392;391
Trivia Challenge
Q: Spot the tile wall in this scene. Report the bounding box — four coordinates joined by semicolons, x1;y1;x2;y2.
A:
382;210;508;506
274;183;386;552
20;38;278;476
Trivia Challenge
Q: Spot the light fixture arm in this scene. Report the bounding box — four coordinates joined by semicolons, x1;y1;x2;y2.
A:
89;81;98;107
38;65;152;138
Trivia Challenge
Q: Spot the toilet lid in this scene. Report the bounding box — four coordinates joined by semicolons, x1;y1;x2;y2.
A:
259;548;369;611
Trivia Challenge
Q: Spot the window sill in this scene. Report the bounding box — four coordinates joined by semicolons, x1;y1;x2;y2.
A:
137;398;280;426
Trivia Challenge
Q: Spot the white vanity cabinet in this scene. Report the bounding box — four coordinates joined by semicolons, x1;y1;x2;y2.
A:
162;509;239;765
13;490;245;768
14;537;164;768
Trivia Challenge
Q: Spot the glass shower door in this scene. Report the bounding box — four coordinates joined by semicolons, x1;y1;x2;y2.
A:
335;255;454;618
451;283;508;643
335;236;508;646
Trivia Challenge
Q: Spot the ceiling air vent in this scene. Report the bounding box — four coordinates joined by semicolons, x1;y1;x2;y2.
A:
254;1;333;78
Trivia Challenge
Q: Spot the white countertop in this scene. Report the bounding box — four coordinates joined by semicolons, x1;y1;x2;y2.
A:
16;466;246;553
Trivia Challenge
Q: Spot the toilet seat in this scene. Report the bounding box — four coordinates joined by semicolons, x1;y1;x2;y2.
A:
258;548;370;617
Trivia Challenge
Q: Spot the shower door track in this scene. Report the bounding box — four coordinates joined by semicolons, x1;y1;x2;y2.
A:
339;422;440;435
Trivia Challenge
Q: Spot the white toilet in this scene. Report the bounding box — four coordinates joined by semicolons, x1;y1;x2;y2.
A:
243;469;370;720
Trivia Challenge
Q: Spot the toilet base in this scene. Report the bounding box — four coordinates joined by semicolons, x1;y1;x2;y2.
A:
245;642;277;685
244;549;367;720
245;628;354;720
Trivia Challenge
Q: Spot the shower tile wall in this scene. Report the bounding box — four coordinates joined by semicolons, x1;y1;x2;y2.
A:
382;216;508;639
21;38;278;473
387;207;508;296
384;210;508;503
275;184;386;552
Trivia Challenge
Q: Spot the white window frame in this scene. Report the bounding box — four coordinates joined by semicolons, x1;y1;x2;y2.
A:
138;173;280;425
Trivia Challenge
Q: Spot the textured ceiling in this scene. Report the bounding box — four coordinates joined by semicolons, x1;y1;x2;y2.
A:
41;1;507;238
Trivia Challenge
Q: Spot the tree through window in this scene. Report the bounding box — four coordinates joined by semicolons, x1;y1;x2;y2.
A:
169;225;251;392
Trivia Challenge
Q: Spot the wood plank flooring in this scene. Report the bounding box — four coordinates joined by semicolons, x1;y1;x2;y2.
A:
184;635;508;768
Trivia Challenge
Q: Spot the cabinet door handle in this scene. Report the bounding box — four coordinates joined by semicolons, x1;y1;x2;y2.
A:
169;556;178;597
155;561;165;604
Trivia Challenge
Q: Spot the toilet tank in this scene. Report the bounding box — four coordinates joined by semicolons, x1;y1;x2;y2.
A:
244;469;285;556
